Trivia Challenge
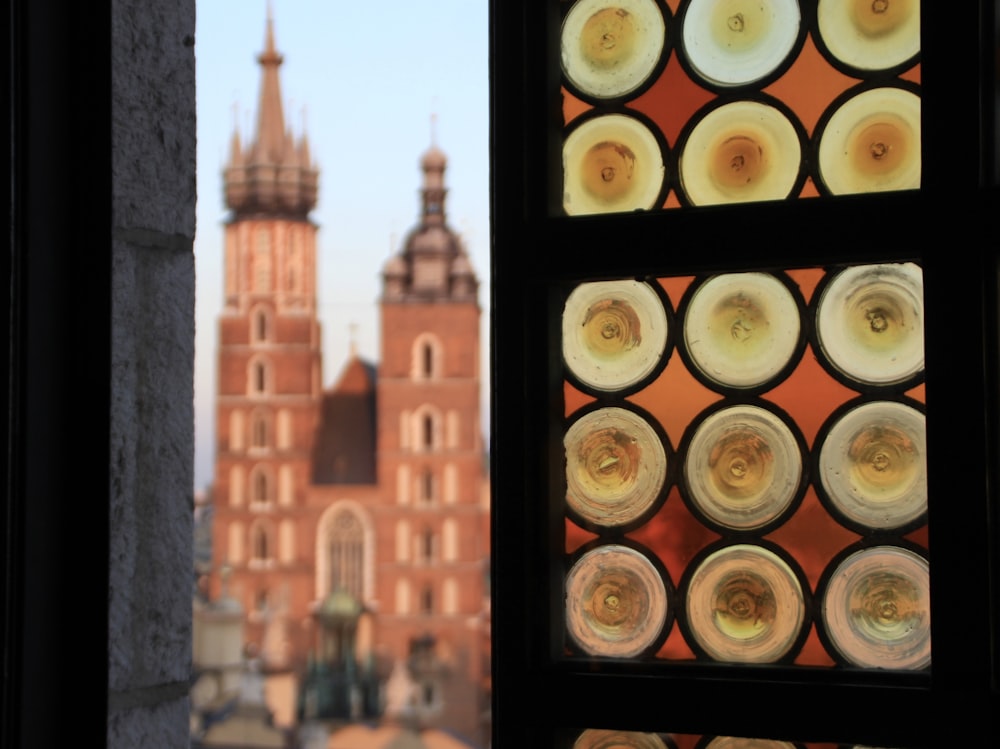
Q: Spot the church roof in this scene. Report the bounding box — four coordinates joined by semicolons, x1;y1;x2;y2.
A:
311;356;378;485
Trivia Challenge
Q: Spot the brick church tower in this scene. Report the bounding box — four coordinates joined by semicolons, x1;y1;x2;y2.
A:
207;14;489;744
211;14;322;657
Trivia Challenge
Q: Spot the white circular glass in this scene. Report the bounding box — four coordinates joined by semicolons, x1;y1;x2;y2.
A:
685;405;801;530
818;87;921;195
816;263;924;386
575;729;668;749
566;544;669;658
822;545;930;669
707;739;796;749
685;544;805;662
565;407;667;528
679;101;801;206
563;280;669;392
562;0;667;99
563;114;666;215
683;272;800;388
819;400;927;530
817;0;920;72
681;0;801;87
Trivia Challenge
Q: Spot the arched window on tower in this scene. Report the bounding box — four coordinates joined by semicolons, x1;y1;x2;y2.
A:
250;409;269;449
249;465;273;507
248;356;271;396
420;467;435;503
251;305;271;343
329;510;364;600
411;333;443;380
421;526;435;563
250;522;271;563
421;584;434;615
411;405;443;452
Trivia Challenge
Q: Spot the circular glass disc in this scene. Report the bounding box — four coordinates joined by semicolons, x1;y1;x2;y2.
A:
566;544;669;657
821;545;930;669
685;544;805;662
563;280;669;393
683;272;801;388
565;407;668;529
563;114;666;215
681;0;801;87
575;729;668;749
685;405;802;531
818;87;921;195
819;400;927;530
817;0;920;72
707;739;796;749
679;101;801;206
816;263;924;386
562;0;667;99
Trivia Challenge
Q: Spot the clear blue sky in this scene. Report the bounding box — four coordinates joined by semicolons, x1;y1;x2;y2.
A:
194;1;491;490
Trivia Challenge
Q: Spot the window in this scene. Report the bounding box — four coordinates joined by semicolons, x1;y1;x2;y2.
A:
248;355;271;396
249;464;273;506
250;521;272;563
420;466;436;503
250;408;270;449
251;304;272;343
490;1;1000;747
420;584;434;615
411;333;443;379
327;508;365;599
411;405;443;452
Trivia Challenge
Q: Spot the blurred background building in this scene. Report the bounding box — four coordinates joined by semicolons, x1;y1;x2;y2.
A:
193;15;490;749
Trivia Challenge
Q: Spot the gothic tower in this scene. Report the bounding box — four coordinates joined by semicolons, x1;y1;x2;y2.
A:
212;15;321;664
377;145;488;725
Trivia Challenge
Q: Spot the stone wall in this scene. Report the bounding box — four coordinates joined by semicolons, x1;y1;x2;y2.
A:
106;1;196;746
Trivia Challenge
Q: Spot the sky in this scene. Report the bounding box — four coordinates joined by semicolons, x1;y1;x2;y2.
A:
194;1;491;491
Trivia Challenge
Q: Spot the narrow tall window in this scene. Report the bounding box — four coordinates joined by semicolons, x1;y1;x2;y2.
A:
423;414;434;449
420;467;435;503
422;527;435;562
329;510;364;599
422;342;434;378
251;523;270;561
250;465;271;505
248;356;270;396
421;584;434;614
251;306;271;343
251;410;269;448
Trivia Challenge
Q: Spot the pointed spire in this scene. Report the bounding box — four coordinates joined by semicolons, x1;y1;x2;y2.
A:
254;11;287;164
223;9;318;217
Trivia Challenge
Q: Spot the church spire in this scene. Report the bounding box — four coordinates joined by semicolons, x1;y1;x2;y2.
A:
223;11;318;217
254;11;286;164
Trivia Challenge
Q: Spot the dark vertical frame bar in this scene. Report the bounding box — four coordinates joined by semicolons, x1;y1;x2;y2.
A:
4;0;112;744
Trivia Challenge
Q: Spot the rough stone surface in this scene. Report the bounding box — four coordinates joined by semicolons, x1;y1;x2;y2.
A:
107;695;191;748
107;6;196;747
109;237;195;692
111;0;196;237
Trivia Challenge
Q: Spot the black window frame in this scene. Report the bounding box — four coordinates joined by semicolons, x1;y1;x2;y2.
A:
489;2;1000;746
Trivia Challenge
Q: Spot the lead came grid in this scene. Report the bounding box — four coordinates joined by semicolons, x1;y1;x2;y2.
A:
560;265;931;669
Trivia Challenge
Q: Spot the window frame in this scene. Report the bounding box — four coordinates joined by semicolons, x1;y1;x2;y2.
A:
489;1;1000;746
